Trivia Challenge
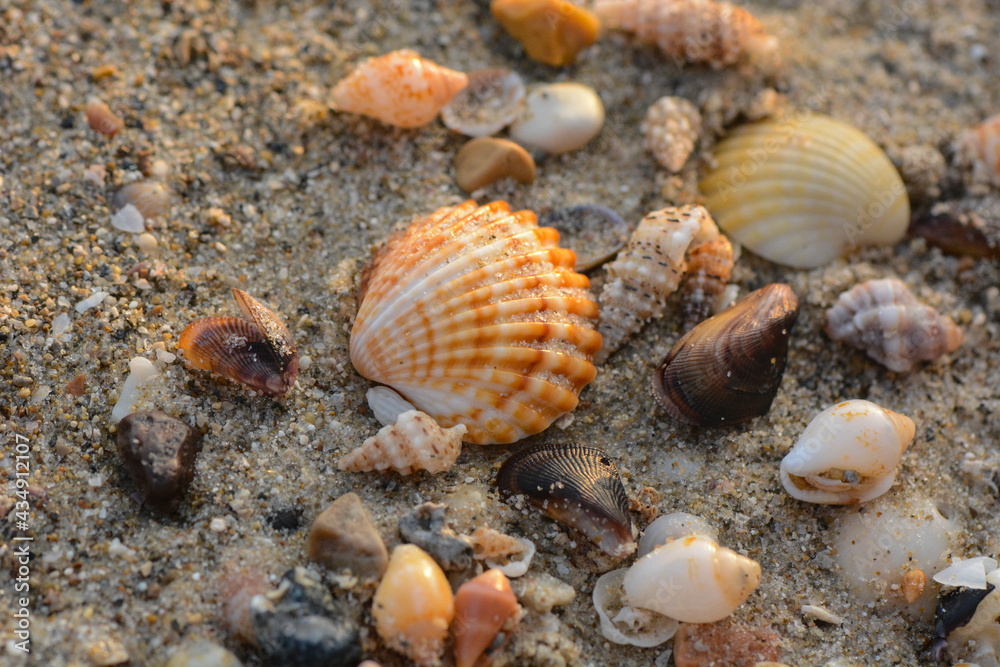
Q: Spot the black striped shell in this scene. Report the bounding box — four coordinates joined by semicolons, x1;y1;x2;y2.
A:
496;443;635;558
652;283;798;426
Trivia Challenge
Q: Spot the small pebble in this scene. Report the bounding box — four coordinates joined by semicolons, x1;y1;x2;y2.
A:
896;144;947;202
513;573;576;614
454;137;536;192
307;492;388;578
85;97;125;138
219;568;273;643
65;373;87;397
509;83;604;154
86;637;129;666
116;411;202;512
12;375;32;387
441;68;526;137
398;502;474;571
672;622;783;667
76;291;109;314
112;204;146;233
136;233;159;253
53;312;71;336
165;639;244;667
642;96;702;172
491;0;599;66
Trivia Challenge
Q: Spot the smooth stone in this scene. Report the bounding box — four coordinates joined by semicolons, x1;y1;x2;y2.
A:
454;137;536;192
509;83;604;154
165;640;244;667
117;411;202;512
307;492;388;578
398;502;474;571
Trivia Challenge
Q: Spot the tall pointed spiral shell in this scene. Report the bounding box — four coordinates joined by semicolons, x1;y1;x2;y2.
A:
453;569;521;667
350;200;602;445
701;114;910;269
331;49;469;129
338;410;466;475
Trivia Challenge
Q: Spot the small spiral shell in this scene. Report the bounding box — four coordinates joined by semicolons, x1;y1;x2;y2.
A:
642;96;702;172
680;235;734;331
339;410;466;475
453;570;522;667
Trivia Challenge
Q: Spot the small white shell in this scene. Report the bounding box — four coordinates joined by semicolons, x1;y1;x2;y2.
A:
366;386;417;427
637;512;716;558
339;410;465;475
593;568;678;647
623;534;761;623
642;96;701;172
779;399;915;505
484;536;536;578
509;83;604;154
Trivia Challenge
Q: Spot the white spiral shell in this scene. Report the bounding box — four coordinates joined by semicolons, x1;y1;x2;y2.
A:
338;410;465;475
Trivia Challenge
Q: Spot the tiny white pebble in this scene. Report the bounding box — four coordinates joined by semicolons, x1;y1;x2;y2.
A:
209;517;227;532
297;355;312;371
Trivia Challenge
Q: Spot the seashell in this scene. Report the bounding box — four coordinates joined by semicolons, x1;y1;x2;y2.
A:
651;283;798;426
593;568;679;647
468;526;529;563
349;200;602;445
594;0;777;68
909;209;1000;260
496;443;635;558
441;68;525;137
933;557;998;590
454;137;536;192
637;512;716;558
956;114;1000;187
642;96;702;172
178;288;298;396
331;49;468;129
930;584;996;653
700;114;911;269
596;205;722;363
509;83;605;154
85;97;125;138
366;385;418;427
453;570;522;667
779;399;915;505
113;181;172;220
538;204;629;273
902;569;928;604
680;235;734;331
483;535;536;578
339;410;465;475
623;533;762;623
373;544;455;666
824;278;963;373
111;204;146;233
491;0;600;66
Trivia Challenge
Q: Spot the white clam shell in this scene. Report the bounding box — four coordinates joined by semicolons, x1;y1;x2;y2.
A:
509;83;604;154
366;386;417;427
623;534;761;623
637;512;716;558
780;399;915;505
592;568;678;647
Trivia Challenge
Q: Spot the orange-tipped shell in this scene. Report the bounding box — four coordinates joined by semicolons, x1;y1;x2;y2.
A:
85;97;125;138
453;569;521;667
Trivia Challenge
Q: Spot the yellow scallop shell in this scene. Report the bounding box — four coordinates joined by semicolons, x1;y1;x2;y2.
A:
350;200;603;445
700;113;910;269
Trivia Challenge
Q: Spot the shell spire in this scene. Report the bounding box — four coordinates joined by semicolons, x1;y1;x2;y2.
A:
339;410;465;475
453;569;522;667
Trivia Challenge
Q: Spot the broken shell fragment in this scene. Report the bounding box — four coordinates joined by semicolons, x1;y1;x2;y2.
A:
652;283;798;426
349;200;602;445
637;512;717;558
538;204;629;273
491;0;599;66
779;399;915;505
373;544;455;666
454;137;536;192
113;181;172;220
496;443;635;558
331;49;468;129
956;113;1000;187
593;568;679;647
85;97;125;137
642;96;702;172
441;68;526;137
909;209;1000;260
366;386;417;427
701;114;910;269
509;83;605;154
178;289;298;396
339;410;465;475
825;278;963;373
453;570;522;667
902;569;928;604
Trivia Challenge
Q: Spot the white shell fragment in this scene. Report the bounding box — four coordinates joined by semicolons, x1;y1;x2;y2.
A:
593;569;679;647
642;96;702;172
509;83;604;154
111;357;159;423
441;68;525;137
780;400;915;505
484;536;536;578
75;291;109;313
112;204;146;233
933;557;999;590
366;386;417;427
338;410;465;475
801;604;843;625
825;278;964;373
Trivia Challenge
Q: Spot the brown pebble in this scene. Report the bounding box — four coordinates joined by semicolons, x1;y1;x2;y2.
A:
491;0;599;66
454;137;536;192
12;374;32;387
902;568;927;604
65;374;87;397
217;566;272;644
307;492;388;579
90;64;118;81
117;411;202;512
673;621;783;667
85;97;125;138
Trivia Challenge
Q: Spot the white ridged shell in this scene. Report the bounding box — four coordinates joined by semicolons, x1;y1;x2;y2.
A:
700;114;910;269
350;200;602;445
339;410;465;475
780;399;915;505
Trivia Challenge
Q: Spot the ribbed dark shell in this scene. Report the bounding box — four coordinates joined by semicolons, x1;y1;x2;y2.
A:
652;283;798;426
495;443;634;558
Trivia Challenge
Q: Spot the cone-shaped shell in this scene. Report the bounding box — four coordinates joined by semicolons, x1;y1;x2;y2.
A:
338;410;466;475
453;570;521;667
652;283;798;426
700;114;910;269
350;200;602;445
331;49;469;128
373;544;455;666
496;443;635;558
780;399;915;505
623;534;762;623
178;289;298;396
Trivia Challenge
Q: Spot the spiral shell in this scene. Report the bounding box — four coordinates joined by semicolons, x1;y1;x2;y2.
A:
700;114;910;269
680;236;734;331
331;49;469;129
824;278;963;373
453;570;522;667
338;410;465;475
780;400;915;505
350;200;602;445
594;0;777;68
642;96;702;172
85;97;125;138
956;114;1000;187
652;283;798;426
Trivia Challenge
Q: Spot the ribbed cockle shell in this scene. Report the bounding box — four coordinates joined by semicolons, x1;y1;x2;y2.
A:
652;283;798;425
331;49;468;129
178;289;298;396
350;200;602;445
780;399;915;505
496;443;635;558
453;569;522;667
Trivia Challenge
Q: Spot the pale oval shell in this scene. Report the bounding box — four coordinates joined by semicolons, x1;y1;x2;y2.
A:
441;68;525;137
780;399;915;505
114;181;172;219
339;410;466;475
637;512;716;558
700;114;910;269
509;83;605;154
85;97;125;138
331;49;469;129
350;200;602;445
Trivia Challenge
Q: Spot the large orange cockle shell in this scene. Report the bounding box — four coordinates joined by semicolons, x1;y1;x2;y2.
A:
350;200;603;445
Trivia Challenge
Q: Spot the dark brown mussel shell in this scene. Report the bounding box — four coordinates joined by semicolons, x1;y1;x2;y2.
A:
178;289;298;396
496;443;635;558
908;210;1000;260
652;283;798;426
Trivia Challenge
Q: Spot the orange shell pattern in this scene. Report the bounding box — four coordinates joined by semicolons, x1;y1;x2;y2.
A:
350;200;602;445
